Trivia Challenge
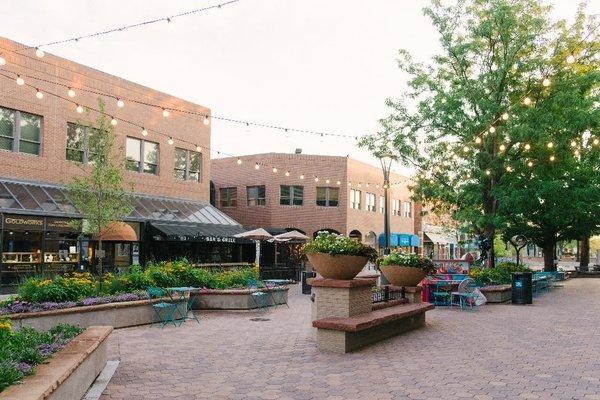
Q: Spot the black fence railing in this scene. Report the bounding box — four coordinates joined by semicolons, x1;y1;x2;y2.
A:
372;286;406;303
259;263;303;281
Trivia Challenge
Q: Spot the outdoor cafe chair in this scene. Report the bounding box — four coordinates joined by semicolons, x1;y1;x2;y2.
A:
450;278;478;310
432;281;452;306
246;279;271;311
146;286;181;328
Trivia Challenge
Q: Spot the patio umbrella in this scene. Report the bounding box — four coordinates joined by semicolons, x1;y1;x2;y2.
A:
234;228;273;267
273;230;309;241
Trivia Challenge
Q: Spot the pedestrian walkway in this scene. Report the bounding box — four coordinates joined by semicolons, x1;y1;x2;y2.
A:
100;279;600;399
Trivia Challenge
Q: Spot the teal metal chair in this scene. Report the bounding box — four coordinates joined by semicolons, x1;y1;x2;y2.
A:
147;286;180;327
450;278;479;310
246;279;270;311
432;281;452;306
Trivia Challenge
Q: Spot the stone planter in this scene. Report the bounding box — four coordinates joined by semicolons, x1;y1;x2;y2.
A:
379;265;426;286
191;287;289;310
307;253;368;280
0;326;112;400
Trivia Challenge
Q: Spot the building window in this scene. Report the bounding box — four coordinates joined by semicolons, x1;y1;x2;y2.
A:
350;189;361;210
0;106;42;156
66;122;100;163
392;199;401;216
174;147;202;181
220;187;237;207
316;187;339;207
379;195;385;214
404;201;412;218
280;185;303;206
366;192;376;212
246;185;266;206
126;137;159;175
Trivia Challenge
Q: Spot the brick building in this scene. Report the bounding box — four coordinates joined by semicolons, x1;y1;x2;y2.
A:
211;152;422;252
0;36;250;289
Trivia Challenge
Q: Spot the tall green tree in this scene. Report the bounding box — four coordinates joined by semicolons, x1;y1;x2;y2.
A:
361;0;599;269
66;100;133;286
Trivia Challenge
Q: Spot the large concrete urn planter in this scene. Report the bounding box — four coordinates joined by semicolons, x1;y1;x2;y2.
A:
379;265;426;286
307;253;368;280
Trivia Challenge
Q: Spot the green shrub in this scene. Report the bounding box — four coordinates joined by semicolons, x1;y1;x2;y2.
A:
469;262;531;286
18;273;96;303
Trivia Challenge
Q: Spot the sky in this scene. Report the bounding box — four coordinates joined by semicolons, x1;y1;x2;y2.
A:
1;0;596;176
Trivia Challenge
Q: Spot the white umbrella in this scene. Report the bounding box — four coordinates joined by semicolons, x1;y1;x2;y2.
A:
234;228;273;267
274;230;309;241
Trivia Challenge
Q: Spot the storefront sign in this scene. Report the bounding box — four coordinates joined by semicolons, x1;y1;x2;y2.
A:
3;214;44;231
199;236;237;243
46;217;80;232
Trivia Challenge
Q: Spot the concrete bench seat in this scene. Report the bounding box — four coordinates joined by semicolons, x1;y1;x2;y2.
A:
480;284;512;303
312;303;434;353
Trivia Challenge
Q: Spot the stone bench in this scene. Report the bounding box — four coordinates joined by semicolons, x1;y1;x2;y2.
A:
480;284;512;303
313;302;434;353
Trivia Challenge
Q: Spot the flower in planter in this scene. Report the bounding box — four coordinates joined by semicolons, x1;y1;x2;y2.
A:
378;252;436;275
302;232;378;261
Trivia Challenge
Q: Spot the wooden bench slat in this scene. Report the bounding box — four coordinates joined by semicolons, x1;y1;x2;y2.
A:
313;303;434;332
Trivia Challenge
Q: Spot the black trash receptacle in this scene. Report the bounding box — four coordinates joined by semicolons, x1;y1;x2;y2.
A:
301;271;316;295
512;271;533;304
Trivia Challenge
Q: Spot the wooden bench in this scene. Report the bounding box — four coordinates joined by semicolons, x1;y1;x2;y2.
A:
312;302;434;353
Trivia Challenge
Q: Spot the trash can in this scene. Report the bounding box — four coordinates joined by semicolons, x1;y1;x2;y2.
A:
512;272;533;304
301;271;316;295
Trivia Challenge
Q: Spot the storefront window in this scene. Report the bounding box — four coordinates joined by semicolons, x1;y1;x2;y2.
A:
0;107;42;155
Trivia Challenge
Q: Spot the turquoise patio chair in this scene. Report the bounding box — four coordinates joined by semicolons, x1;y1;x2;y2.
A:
147;286;180;328
246;279;270;311
450;278;479;310
431;281;451;306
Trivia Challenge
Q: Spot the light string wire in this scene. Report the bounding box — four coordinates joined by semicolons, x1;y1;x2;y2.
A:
0;72;409;190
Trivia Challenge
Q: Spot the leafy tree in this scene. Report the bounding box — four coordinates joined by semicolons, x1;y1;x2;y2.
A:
361;0;599;270
66;100;133;287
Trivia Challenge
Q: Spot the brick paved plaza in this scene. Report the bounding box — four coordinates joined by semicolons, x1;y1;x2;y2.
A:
100;279;600;400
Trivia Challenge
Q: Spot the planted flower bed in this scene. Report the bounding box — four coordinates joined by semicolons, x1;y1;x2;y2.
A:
0;319;83;392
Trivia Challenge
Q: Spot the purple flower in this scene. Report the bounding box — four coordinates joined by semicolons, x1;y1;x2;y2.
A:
37;342;62;357
15;362;32;374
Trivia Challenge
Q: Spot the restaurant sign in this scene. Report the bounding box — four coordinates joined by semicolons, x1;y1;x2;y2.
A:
2;214;44;231
46;217;80;232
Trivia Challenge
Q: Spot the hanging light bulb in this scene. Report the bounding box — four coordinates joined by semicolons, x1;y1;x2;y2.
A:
35;89;43;99
16;76;24;85
237;158;242;165
348;181;352;186
593;138;599;146
272;167;278;173
166;137;173;145
67;88;76;98
300;174;305;180
463;145;469;152
0;55;5;66
547;142;554;149
549;155;555;162
203;115;210;126
142;128;148;137
502;112;509;121
358;182;362;187
326;179;330;184
489;126;496;134
506;166;513;172
117;99;125;108
524;143;531;151
35;47;45;58
475;137;482;144
570;140;577;147
285;171;290;177
336;180;341;185
254;163;260;170
314;177;319;182
196;145;202;152
466;173;471;179
76;105;84;114
162;109;170;118
566;54;575;64
485;170;491;176
499;144;506;152
527;161;533;167
110;117;118;126
523;97;532;106
542;77;551;87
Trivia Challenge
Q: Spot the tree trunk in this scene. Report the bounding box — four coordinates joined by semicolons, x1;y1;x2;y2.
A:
98;238;103;293
542;242;556;272
485;223;495;268
580;235;590;271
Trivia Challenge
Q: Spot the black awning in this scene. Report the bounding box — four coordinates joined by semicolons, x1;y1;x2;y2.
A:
148;222;247;243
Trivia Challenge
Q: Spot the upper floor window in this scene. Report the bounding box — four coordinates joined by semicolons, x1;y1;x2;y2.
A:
316;187;339;207
126;137;159;175
66;122;100;163
220;187;237;207
0;106;42;156
350;189;361;210
379;195;385;214
392;199;401;216
366;192;376;212
246;185;266;206
280;185;303;206
404;201;413;218
174;147;202;182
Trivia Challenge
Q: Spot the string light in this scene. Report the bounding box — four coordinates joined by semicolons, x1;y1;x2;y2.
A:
285;171;290;177
549;155;555;162
299;174;305;180
566;54;576;64
547;142;554;149
336;180;341;185
314;177;319;182
35;48;45;58
325;179;330;184
254;163;260;170
142;128;148;136
475;137;482;144
167;137;174;145
542;77;551;87
35;89;43;99
16;75;24;85
485;170;491;176
67;88;76;98
237;158;242;165
571;140;577;147
499;144;506;152
593;138;599;146
117;99;125;108
463;145;469;152
524;143;531;151
489;126;496;133
196;145;202;152
528;161;533;167
110;117;118;126
162;109;170;118
76;104;84;114
506;166;513;172
272;167;278;173
203;115;210;126
0;55;5;66
502;112;509;121
523;97;532;106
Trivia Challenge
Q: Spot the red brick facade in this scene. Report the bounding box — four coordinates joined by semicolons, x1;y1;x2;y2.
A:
211;153;419;244
0;36;210;201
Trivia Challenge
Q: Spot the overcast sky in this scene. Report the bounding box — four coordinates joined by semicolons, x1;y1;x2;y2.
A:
1;0;596;175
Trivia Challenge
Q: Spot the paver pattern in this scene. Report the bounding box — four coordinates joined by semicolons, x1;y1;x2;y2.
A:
100;279;600;399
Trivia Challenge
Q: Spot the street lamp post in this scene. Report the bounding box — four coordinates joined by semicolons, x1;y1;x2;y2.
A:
380;153;394;256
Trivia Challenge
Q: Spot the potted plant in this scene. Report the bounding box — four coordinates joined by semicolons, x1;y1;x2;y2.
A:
302;232;378;280
378;252;436;286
